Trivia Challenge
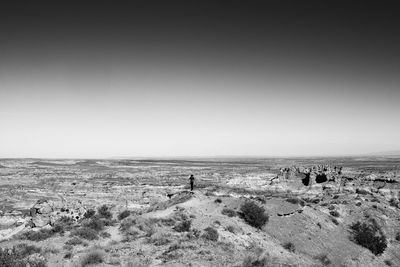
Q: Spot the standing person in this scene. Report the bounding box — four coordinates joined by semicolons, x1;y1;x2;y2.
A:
189;175;195;191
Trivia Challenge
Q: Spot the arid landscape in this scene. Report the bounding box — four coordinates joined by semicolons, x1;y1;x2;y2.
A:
1;157;400;266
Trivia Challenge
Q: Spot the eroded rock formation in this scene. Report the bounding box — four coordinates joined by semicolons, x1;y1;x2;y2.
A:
276;165;399;198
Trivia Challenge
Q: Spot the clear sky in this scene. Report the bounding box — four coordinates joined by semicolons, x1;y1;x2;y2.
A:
1;2;399;158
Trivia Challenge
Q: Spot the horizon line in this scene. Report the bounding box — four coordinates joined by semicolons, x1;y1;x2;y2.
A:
1;152;400;160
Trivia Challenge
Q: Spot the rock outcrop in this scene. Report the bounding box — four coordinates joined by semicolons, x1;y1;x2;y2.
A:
275;165;400;198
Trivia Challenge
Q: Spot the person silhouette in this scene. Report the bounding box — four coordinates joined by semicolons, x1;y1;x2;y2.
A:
189;175;195;191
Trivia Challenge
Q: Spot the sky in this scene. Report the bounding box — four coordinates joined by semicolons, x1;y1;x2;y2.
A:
0;1;400;158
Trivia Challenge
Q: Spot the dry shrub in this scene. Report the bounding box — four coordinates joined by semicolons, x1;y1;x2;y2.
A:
395;232;400;241
240;201;269;229
241;251;288;267
329;210;340;217
126;259;151;267
97;205;112;219
226;225;236;233
314;253;331;266
173;219;191;232
118;210;131;220
120;216;159;238
282;242;295;252
53;216;75;233
0;244;46;267
350;220;387;255
100;231;111;238
21;228;55;241
80;250;104;267
65;236;85;246
71;227;99;240
221;208;237;217
83;217;105;231
202;227;219;241
146;232;171;246
83;209;95;219
160;217;176;226
331;218;339;225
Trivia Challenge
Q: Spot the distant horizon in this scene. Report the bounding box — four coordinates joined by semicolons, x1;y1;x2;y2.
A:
2;149;400;160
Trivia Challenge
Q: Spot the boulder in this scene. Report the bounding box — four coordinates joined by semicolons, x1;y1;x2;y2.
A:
32;216;50;228
0;216;17;227
378;188;393;200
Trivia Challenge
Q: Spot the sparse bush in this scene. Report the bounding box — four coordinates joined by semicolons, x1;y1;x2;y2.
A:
282;242;295;252
14;244;42;258
120;217;135;232
226;225;236;233
186;228;201;239
173;219;191;232
330;210;340;217
125;259;152;267
53;216;75;233
80;250;104;267
84;217;104;231
97;205;112;219
120;217;158;239
100;231;111;238
56;215;75;225
385;259;394;266
160;242;183;262
146;232;171;246
315;253;331;266
350;221;387;255
83;209;95;219
221;208;237;217
0;248;19;267
71;227;98;240
102;218;117;227
396;232;400;241
202;227;219;241
138;219;158;237
331;218;339;225
118;210;131;220
43;248;59;255
21;228;55;241
63;244;73;251
240;201;269;229
65;236;84;246
241;251;281;267
389;198;399;208
356;188;370;195
314;198;322;204
160;217;176;226
0;244;45;267
64;252;72;259
214;198;222;203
